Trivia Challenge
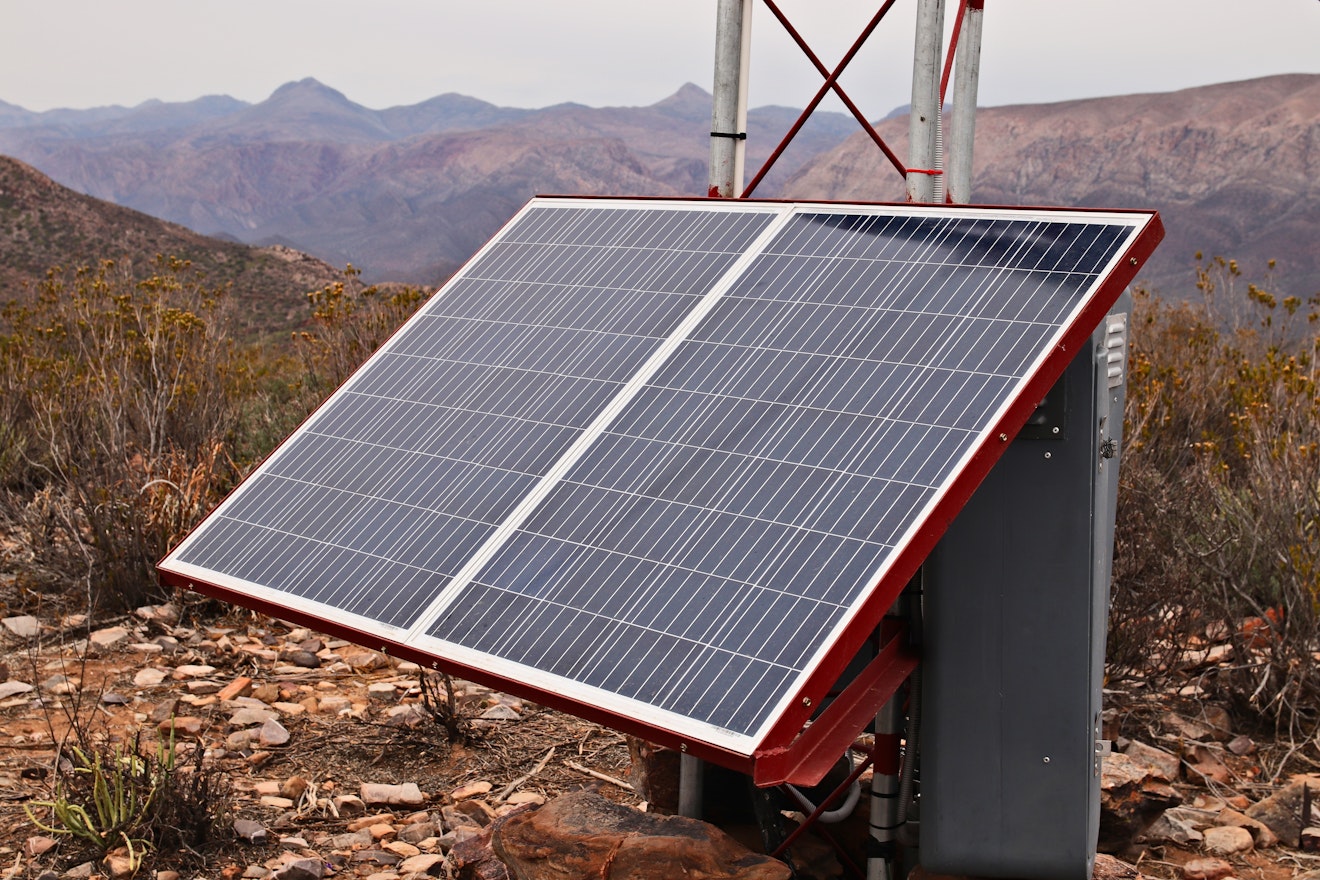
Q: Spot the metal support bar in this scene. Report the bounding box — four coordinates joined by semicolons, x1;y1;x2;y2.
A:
709;0;754;198
907;0;946;203
743;0;907;197
947;0;984;204
939;0;970;107
753;628;918;787
771;750;876;859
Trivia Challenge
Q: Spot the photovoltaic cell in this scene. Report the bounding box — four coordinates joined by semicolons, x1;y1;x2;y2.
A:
423;210;1135;737
161;197;1156;755
170;203;779;629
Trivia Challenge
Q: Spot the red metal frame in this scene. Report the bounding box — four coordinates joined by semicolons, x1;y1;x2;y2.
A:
159;197;1164;791
743;0;906;196
744;0;982;201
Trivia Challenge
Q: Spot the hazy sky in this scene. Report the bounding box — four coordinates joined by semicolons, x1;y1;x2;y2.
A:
3;1;1317;115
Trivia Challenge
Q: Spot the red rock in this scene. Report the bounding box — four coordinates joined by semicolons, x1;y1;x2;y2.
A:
1244;774;1320;847
1202;824;1253;855
1181;857;1233;880
158;715;205;737
217;675;254;701
493;789;790;880
1099;753;1181;853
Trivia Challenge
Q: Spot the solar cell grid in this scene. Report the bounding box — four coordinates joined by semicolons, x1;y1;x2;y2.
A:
161;197;1160;761
172;202;781;629
421;207;1148;740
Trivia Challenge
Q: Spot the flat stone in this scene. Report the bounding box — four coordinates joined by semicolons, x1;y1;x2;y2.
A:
367;682;398;699
88;626;130;651
134;668;167;687
351;851;401;866
270;858;323;880
279;836;310;850
1226;734;1256;756
0;681;34;700
398;822;439;844
2;616;40;638
1245;774;1320;847
451;780;493;801
234;818;270;844
479;704;521;721
1123;740;1180;782
227;729;257;749
1182;858;1233;880
383;704;429;728
218;676;255;701
361;783;425;807
231;707;279;727
317;695;352;714
331;829;373;849
1139;811;1202;846
40;674;78;695
1217;808;1278;848
333;795;367;816
1202;824;1253;855
258;719;290;747
260;795;296;809
24;836;58;856
282;650;321;669
382;840;420;858
173;664;218;679
348;812;399;832
159;716;205;737
369;823;398;840
397;854;446;875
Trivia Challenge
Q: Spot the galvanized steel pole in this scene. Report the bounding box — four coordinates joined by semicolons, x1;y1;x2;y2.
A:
709;0;753;198
947;0;984;204
906;0;946;203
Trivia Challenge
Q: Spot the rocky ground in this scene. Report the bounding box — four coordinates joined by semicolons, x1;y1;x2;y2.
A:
0;600;1317;880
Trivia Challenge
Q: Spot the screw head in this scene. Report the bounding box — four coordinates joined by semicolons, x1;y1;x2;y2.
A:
999;433;1008;442
802;697;812;707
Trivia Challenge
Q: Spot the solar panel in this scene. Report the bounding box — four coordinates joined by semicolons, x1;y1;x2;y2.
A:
160;197;1162;780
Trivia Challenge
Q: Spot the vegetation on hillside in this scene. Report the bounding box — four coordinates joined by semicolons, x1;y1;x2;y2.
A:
1;250;1317;737
0;257;425;609
1110;256;1320;736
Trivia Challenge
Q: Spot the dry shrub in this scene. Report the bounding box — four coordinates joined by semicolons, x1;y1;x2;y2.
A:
0;258;243;608
1111;256;1320;736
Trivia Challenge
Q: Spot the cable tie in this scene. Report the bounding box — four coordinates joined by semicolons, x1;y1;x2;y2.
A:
710;131;748;140
906;167;944;176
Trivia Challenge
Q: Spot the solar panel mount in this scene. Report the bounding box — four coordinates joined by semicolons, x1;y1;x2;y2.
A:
160;196;1162;784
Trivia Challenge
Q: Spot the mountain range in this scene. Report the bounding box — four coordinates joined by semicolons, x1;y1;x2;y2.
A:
1;74;1316;299
0;79;856;284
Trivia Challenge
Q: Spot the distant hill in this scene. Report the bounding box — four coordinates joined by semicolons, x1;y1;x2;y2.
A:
783;74;1320;298
0;80;856;284
0;155;342;338
4;75;1316;299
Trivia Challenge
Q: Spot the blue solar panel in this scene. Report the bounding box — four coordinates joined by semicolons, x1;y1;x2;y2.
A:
170;203;780;628
421;211;1135;737
161;198;1157;756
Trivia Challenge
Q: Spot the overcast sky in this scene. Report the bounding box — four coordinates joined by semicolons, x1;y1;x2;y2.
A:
4;1;1317;115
